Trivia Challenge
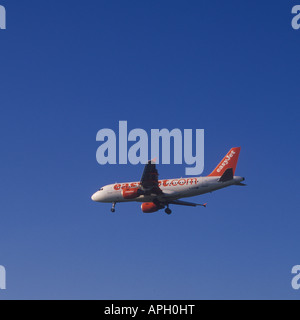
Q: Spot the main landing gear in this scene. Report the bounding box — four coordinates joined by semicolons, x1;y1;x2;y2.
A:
111;202;116;212
165;205;172;215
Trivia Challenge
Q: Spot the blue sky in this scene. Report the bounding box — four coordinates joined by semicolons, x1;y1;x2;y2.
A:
0;0;300;299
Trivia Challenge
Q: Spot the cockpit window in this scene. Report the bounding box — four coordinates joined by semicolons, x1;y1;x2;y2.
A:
99;188;104;191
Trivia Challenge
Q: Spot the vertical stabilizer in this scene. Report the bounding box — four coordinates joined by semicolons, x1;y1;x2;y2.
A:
208;147;241;177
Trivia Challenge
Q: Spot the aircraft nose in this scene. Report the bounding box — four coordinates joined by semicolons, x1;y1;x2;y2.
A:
91;192;99;202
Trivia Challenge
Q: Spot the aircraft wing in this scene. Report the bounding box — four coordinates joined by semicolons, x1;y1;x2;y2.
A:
168;199;207;207
140;159;162;194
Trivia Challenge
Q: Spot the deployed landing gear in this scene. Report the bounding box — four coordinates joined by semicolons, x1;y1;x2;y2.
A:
165;205;172;215
111;202;116;212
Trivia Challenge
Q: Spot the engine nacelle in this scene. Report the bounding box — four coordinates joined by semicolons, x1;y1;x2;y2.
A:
122;187;140;200
141;202;159;213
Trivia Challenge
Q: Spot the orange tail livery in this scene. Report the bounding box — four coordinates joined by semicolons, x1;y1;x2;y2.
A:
208;147;241;177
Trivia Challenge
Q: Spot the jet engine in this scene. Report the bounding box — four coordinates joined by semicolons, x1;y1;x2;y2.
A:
141;202;160;213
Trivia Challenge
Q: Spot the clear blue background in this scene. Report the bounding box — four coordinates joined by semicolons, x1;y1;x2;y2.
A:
0;0;299;299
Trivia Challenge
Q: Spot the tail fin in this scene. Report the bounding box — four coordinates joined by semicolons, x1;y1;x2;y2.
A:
208;147;241;177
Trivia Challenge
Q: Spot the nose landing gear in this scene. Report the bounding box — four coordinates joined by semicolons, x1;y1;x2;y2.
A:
111;202;116;212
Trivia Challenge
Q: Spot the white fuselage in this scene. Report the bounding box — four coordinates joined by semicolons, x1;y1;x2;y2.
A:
91;176;245;203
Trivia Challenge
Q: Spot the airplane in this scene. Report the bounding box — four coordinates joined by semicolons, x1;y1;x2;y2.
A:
91;147;246;214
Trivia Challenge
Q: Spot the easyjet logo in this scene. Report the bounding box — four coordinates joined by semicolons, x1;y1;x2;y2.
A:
113;178;198;190
216;150;236;173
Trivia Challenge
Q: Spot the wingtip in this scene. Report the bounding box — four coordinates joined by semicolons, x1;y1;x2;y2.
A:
150;157;157;164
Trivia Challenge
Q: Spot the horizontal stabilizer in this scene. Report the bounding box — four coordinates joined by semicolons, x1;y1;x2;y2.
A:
218;168;233;182
235;182;247;186
169;199;207;207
